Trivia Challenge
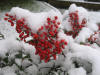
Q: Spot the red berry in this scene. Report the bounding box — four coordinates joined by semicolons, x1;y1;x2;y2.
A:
10;16;13;18
45;25;49;29
17;20;21;23
64;42;67;45
40;26;43;30
34;34;38;39
52;20;56;24
12;18;16;20
57;22;60;25
49;32;54;36
54;16;58;20
48;22;50;25
44;56;50;63
55;25;58;28
8;20;12;23
24;39;26;42
24;25;28;29
53;54;56;60
4;18;8;20
60;39;65;43
17;29;22;33
62;45;65;49
19;32;24;38
47;17;51;21
11;22;14;26
5;13;9;16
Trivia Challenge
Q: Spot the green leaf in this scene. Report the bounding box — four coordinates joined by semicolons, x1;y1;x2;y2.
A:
15;53;22;58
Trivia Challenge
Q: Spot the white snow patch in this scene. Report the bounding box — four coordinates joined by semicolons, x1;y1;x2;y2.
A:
68;67;86;75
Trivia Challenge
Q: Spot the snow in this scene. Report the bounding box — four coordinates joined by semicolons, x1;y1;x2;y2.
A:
0;13;18;39
0;37;21;57
69;43;100;75
75;27;93;43
0;1;100;75
0;66;16;75
87;21;98;31
89;11;100;23
9;7;62;33
62;18;72;31
15;59;22;66
68;67;86;75
25;65;38;75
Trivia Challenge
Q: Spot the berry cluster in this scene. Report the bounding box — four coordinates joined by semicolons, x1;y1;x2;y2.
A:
4;13;67;63
88;31;100;44
4;13;15;26
66;11;86;38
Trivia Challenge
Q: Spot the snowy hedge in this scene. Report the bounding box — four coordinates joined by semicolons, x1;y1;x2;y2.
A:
0;4;100;75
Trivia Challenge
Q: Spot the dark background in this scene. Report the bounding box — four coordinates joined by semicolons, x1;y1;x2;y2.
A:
85;0;100;2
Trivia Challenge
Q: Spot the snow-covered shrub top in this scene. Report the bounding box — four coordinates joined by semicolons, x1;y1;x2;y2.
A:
68;4;88;26
4;7;68;63
63;4;99;43
8;7;62;33
63;4;88;38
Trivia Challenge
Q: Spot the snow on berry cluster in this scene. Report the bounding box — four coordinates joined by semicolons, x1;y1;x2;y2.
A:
63;4;88;38
66;10;86;38
4;9;67;63
88;31;100;45
63;4;99;44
